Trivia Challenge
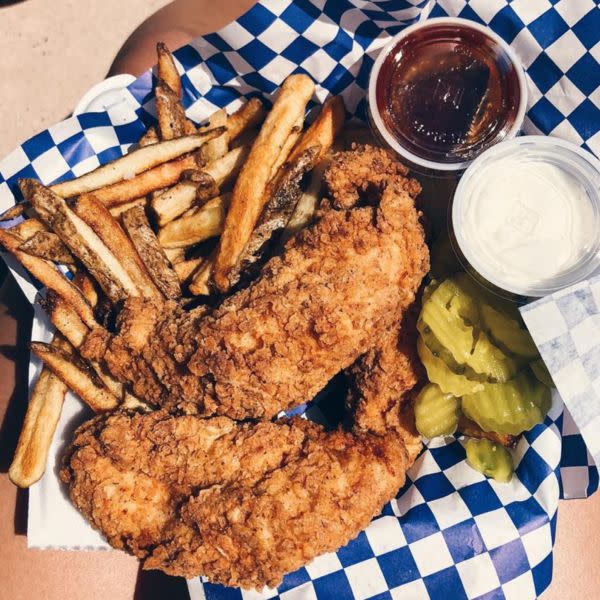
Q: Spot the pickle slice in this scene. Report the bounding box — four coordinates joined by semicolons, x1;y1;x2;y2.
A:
462;372;551;435
454;272;519;319
481;304;538;359
420;283;475;364
531;360;555;388
465;438;514;483
414;383;461;438
469;331;521;383
417;337;484;396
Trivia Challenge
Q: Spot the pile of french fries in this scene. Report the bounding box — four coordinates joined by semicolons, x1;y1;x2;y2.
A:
0;43;346;488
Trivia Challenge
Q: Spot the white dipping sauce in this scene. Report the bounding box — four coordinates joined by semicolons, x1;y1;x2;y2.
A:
460;156;596;288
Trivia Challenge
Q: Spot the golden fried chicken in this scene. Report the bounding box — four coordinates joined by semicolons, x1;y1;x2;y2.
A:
347;307;425;467
61;410;408;589
82;168;428;419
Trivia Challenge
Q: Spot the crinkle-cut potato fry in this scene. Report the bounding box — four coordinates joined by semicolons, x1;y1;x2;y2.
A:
90;154;199;207
174;256;203;283
157;41;181;98
163;246;185;265
189;253;214;296
199;109;229;162
9;361;67;488
108;197;148;218
0;228;96;328
138;126;159;147
121;205;181;300
73;194;160;298
27;180;138;302
156;79;188;140
214;74;315;292
31;341;119;413
50;130;224;198
10;217;47;241
158;193;230;248
19;231;75;265
226;97;266;141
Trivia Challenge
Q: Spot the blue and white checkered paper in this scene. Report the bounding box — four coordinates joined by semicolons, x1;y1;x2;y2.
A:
0;1;598;599
521;275;600;500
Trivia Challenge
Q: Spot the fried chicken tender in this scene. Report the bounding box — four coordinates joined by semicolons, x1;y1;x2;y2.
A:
82;176;429;419
347;307;424;467
61;410;408;589
324;144;422;208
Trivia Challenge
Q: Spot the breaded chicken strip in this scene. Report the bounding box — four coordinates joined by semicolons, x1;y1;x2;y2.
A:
347;307;424;467
82;181;428;418
61;410;408;589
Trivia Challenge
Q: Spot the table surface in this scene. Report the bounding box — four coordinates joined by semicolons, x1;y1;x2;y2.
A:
1;2;600;597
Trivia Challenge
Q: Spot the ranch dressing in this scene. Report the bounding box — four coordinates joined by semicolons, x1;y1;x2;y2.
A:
461;157;596;288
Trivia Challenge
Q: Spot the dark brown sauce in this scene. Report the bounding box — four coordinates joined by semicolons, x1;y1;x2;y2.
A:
376;24;521;164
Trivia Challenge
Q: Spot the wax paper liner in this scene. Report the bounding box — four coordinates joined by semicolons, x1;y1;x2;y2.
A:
1;1;599;599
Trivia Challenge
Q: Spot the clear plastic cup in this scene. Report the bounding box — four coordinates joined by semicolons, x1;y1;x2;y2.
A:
452;136;600;298
368;17;527;175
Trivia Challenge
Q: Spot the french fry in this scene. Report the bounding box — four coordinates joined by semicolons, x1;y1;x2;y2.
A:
152;145;249;225
72;271;98;307
287;96;345;166
164;246;186;265
139;126;159;147
152;180;200;226
9;362;67;487
174;257;203;282
10;217;47;241
158;193;229;248
121;205;181;299
43;292;88;348
31;341;119;412
19;231;75;265
49;130;224;198
157;41;181;98
72;194;160;298
0;202;28;222
199;109;229;162
227;97;266;141
108;197;147;217
213;74;315;291
268;115;304;180
280;159;327;245
189;254;214;296
88;154;199;207
0;228;96;328
27;181;138;302
155;80;188;140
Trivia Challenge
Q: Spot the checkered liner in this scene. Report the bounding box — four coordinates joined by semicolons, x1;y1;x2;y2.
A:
0;1;598;599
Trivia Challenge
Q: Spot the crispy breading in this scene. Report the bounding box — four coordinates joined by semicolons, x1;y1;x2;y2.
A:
82;180;429;417
61;410;408;589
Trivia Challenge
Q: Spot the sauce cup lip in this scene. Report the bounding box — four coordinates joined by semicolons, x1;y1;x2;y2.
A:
368;16;528;172
451;135;600;298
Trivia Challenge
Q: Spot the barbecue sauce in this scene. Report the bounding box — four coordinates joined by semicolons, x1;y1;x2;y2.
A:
376;24;521;164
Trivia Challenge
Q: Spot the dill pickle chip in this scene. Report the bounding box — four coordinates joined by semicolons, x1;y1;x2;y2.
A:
531;359;555;388
454;272;519;319
414;384;461;438
469;331;521;383
417;338;484;396
465;438;514;483
420;283;474;364
481;304;538;359
461;372;551;435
